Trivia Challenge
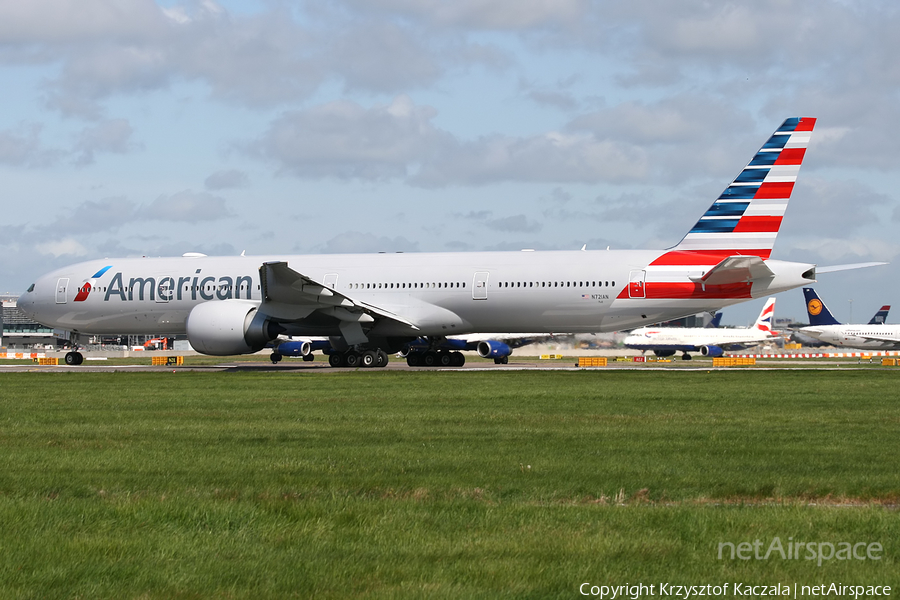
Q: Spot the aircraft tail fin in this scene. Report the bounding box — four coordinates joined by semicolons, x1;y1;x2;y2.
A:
706;312;723;328
754;297;777;334
868;305;890;325
803;287;841;326
669;117;816;260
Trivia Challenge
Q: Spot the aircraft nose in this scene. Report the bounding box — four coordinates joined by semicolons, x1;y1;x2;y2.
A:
18;280;42;321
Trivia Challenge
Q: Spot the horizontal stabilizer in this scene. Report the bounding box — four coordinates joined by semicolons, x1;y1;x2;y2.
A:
816;261;888;274
689;255;774;287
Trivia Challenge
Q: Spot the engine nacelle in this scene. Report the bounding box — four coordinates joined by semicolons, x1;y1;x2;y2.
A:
477;340;512;359
700;345;725;357
186;300;277;355
277;340;312;357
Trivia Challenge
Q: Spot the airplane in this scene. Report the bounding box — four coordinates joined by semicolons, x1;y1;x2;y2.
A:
623;298;778;359
19;117;865;367
796;288;900;350
789;302;889;347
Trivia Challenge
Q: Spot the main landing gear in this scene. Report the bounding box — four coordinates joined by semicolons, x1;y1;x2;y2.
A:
64;351;84;365
327;349;389;368
404;351;466;367
269;353;315;364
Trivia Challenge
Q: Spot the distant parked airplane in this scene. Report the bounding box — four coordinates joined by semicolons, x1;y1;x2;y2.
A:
797;288;900;350
623;298;777;359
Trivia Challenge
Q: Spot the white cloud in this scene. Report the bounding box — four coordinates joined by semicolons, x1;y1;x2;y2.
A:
143;191;231;222
250;96;450;180
205;169;249;190
37;237;89;258
73;119;140;165
319;232;419;254
0;123;61;167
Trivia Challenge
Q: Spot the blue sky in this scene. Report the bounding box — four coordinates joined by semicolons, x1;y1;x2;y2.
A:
2;0;899;325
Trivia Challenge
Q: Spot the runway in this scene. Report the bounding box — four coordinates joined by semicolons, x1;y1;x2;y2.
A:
0;355;891;373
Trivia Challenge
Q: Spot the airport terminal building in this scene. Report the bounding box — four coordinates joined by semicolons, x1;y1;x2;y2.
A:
1;295;58;349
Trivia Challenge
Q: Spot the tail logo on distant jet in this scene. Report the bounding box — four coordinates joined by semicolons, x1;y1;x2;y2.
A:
808;299;823;316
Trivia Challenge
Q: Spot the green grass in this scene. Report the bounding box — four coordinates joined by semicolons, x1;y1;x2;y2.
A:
0;371;897;598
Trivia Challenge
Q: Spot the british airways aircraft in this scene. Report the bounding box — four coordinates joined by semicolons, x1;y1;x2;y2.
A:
21;118;827;366
623;297;778;360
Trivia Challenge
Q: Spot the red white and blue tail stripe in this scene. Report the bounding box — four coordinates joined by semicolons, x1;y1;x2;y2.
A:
754;297;777;334
619;118;816;302
669;117;815;260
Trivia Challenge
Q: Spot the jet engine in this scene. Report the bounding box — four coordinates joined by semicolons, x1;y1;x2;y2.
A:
477;340;512;359
700;345;725;357
277;339;331;357
277;340;312;357
186;300;281;355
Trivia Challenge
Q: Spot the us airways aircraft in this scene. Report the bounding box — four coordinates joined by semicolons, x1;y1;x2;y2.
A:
21;117;829;367
623;298;777;359
798;288;900;350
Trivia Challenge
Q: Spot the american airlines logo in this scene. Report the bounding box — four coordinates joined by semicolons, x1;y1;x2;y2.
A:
76;269;256;302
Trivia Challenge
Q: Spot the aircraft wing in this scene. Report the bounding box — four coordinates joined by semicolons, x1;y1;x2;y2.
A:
451;332;556;349
259;261;419;344
689;255;774;287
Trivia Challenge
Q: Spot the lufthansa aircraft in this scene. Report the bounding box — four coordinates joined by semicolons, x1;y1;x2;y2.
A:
22;118;827;367
798;288;900;350
623;298;777;359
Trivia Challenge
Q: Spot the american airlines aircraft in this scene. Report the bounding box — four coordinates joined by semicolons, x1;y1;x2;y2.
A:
798;288;900;350
21;117;829;367
622;298;778;359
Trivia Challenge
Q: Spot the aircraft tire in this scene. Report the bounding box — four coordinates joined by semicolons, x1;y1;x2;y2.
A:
423;352;437;366
65;351;83;366
439;352;452;366
345;352;360;367
406;354;420;367
682;354;692;361
328;353;344;368
361;350;377;368
270;353;282;364
376;349;388;367
451;352;465;367
302;354;315;362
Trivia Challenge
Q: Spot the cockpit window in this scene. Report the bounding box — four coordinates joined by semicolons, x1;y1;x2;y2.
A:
27;283;35;293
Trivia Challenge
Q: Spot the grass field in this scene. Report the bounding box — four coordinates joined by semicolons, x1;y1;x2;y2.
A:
0;370;897;598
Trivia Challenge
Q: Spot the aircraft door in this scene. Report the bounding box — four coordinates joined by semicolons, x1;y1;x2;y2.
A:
56;278;69;304
323;273;338;290
628;270;646;299
472;272;489;300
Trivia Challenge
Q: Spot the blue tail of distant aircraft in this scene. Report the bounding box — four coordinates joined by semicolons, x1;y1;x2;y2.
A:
705;312;723;328
803;288;840;326
868;305;890;325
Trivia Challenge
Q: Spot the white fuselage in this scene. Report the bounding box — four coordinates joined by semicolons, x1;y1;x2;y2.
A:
798;325;900;350
19;250;815;338
623;326;773;352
